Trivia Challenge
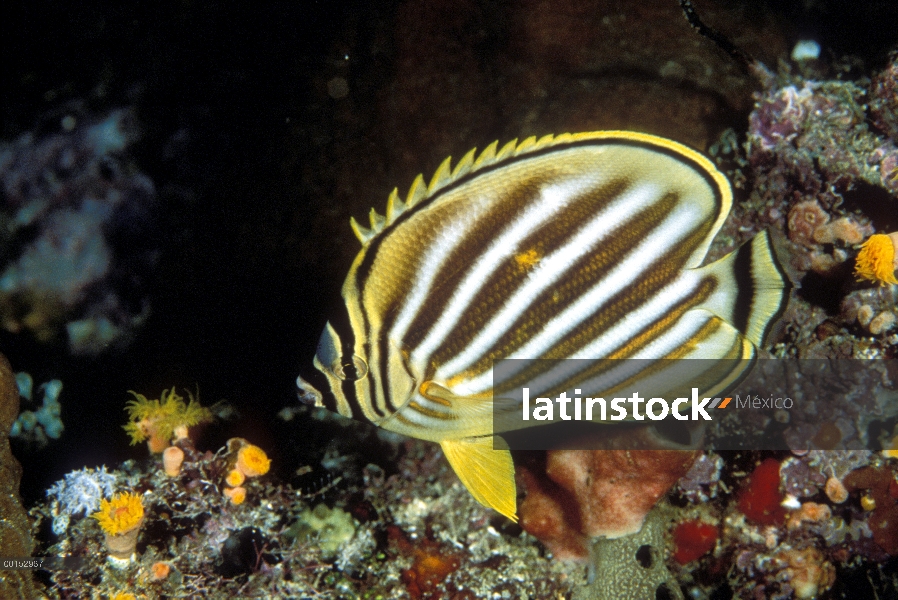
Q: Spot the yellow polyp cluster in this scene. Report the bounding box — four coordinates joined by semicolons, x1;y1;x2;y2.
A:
92;492;144;536
222;439;270;506
236;444;271;477
123;387;212;451
855;233;898;285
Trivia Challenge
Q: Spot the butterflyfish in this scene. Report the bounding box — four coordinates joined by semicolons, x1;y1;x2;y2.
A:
297;131;789;522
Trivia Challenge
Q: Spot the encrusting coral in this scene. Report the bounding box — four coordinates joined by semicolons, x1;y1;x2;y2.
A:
518;447;698;560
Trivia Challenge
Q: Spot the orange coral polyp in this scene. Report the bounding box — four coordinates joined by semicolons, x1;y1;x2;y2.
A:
150;561;171;580
224;486;247;505
92;492;145;536
236;444;271;477
855;233;898;285
226;468;245;487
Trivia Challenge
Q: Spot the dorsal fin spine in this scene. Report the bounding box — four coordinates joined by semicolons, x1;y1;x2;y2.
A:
369;207;386;232
427;156;453;193
495;139;518;161
452;147;477;179
515;135;537;154
406;174;427;208
535;133;555;148
385;188;406;224
553;133;572;144
473;141;499;168
350;216;375;244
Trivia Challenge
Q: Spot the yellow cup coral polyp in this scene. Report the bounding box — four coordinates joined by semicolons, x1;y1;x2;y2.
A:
855;232;898;285
92;492;145;562
235;443;271;478
226;468;245;487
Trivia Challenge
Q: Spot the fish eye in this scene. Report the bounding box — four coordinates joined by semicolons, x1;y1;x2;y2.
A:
333;355;368;381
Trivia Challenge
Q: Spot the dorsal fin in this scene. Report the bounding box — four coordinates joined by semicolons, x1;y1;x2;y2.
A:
347;131;721;245
350;135;558;244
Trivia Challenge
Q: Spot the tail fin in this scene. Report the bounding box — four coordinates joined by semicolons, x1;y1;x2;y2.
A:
697;231;791;348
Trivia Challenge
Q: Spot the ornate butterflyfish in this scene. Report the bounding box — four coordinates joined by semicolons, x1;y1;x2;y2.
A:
297;130;789;522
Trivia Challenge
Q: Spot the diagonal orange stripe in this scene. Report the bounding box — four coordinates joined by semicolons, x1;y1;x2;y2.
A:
718;397;731;409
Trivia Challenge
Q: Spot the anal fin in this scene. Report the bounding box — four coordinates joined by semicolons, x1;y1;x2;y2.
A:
441;437;517;522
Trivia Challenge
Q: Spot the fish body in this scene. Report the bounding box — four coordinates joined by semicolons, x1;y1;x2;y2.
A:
301;131;789;521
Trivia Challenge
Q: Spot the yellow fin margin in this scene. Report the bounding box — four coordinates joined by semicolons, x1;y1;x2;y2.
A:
349;130;726;245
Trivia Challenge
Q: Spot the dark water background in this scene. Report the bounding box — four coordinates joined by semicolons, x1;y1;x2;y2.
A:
1;0;385;505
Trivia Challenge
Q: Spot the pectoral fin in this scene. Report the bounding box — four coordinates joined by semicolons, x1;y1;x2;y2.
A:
420;380;494;436
440;437;517;522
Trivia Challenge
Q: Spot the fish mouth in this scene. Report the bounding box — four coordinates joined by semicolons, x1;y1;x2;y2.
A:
295;373;325;407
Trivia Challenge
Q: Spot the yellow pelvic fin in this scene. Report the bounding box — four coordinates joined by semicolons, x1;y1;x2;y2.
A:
440;437;517;522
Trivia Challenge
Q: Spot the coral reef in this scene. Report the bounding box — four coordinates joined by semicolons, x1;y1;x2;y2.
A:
870;53;898;142
676;452;724;503
671;519;718;565
291;503;358;559
0;108;157;354
32;435;581;599
10;2;898;598
0;353;40;598
843;465;898;554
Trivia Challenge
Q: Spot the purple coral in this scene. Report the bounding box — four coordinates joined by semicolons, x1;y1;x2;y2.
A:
880;152;898;193
748;83;815;151
46;466;117;534
676;452;724;503
746;78;893;209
